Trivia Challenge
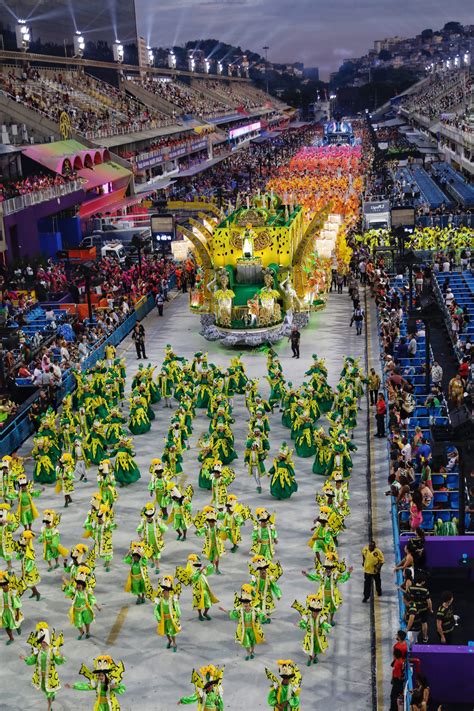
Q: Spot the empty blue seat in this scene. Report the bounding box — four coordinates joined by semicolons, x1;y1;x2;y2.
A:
434;492;449;506
449;493;459;509
421;512;434;530
446;475;459;490
432;475;445;488
436;511;452;523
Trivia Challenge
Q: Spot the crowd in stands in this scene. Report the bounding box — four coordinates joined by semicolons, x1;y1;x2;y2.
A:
0;172;78;202
440;112;473;134
118;130;209;164
0;67;170;139
136;78;231;118
399;69;471;121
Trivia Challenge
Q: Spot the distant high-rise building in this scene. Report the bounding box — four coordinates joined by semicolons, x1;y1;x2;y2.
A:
1;0;138;50
304;67;319;81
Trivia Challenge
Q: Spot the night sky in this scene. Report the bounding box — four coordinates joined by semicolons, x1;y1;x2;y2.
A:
136;0;472;78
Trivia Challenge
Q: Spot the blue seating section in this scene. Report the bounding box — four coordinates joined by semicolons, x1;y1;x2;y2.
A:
431;161;474;208
410;165;452;209
435;271;474;346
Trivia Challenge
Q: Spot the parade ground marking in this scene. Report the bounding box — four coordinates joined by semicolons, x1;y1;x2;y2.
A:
366;293;386;711
106;606;130;646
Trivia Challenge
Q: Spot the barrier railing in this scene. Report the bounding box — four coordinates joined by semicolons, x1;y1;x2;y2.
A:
2;180;85;216
0;294;155;457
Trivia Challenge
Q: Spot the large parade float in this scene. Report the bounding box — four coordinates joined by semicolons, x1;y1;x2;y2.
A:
172;126;365;346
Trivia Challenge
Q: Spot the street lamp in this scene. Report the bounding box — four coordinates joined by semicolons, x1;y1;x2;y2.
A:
16;20;30;51
73;31;85;58
262;45;269;94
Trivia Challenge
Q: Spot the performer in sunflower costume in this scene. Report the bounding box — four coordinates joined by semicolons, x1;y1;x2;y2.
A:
266;660;302;709
244;426;269;493
167;485;193;541
195;364;213;410
312;427;331;476
32;437;56;485
0;570;23;644
251;508;278;561
64;565;100;639
327;433;356;480
332;469;350;517
55;453;75;508
15;530;41;601
148;459;174;517
97;460;118;509
294;410;316;458
39;510;68;571
37;412;61;462
123;541;152;605
0;503;16;569
69;655;125;709
137;502;167;572
194;506;225;575
84;421;107;466
280;382;298;429
210;422;237;465
292;594;332;666
219;495;250;553
302;553;353;625
316;484;346;537
113;437;141;486
16;474;41;530
249;405;270;435
82;492;102;541
20;621;65;710
249;555;282;624
86;504;116;572
129;393;151;435
266;370;286;412
153;574;182;652
175;553;218;621
307;507;337;564
178;663;224;709
219;583;266;660
268;443;298;500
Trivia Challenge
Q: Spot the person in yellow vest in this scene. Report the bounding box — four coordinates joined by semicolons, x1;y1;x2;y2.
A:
362;540;385;603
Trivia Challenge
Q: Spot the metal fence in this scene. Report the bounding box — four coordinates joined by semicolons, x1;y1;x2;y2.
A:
2;180;85;215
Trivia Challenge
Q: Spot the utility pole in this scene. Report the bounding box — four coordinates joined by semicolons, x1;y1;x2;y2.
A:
263;45;269;95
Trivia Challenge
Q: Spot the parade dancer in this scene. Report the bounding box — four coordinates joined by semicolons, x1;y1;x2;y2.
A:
307;507;337;564
178;664;224;709
16;474;40;530
124;541;152;605
67;655;125;708
302;553;353;626
15;530;41;601
0;503;15;570
268;443;298;500
55;453;75;508
113;437;141;487
194;506;225;575
219;495;250;553
153;574;181;652
86;504;116;572
244;427;269;493
20;622;65;711
265;660;302;709
0;570;23;645
168;485;193;542
249;555;282;624
137;502;167;573
292;594;332;666
73;436;88;483
64;565;100;639
39;510;69;572
176;554;218;622
251;508;278;561
219;584;266;660
209;461;235;509
148;459;174;517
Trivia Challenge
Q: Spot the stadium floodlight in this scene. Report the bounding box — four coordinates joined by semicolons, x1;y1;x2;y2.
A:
147;46;154;66
168;50;176;69
188;55;195;72
16;20;30;51
454;55;460;67
113;40;124;63
217;61;223;75
73;31;85;58
464;52;470;66
204;59;211;74
445;59;451;69
236;65;241;77
227;63;233;76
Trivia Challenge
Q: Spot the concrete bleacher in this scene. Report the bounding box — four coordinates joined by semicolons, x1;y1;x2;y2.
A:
410;165;452;209
431;161;474;208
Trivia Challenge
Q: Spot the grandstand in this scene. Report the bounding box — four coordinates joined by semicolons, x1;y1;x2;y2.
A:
431;161;474;208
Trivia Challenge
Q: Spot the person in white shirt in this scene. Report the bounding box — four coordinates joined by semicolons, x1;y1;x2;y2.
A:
408;336;417;357
445;289;454;308
431;362;443;387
